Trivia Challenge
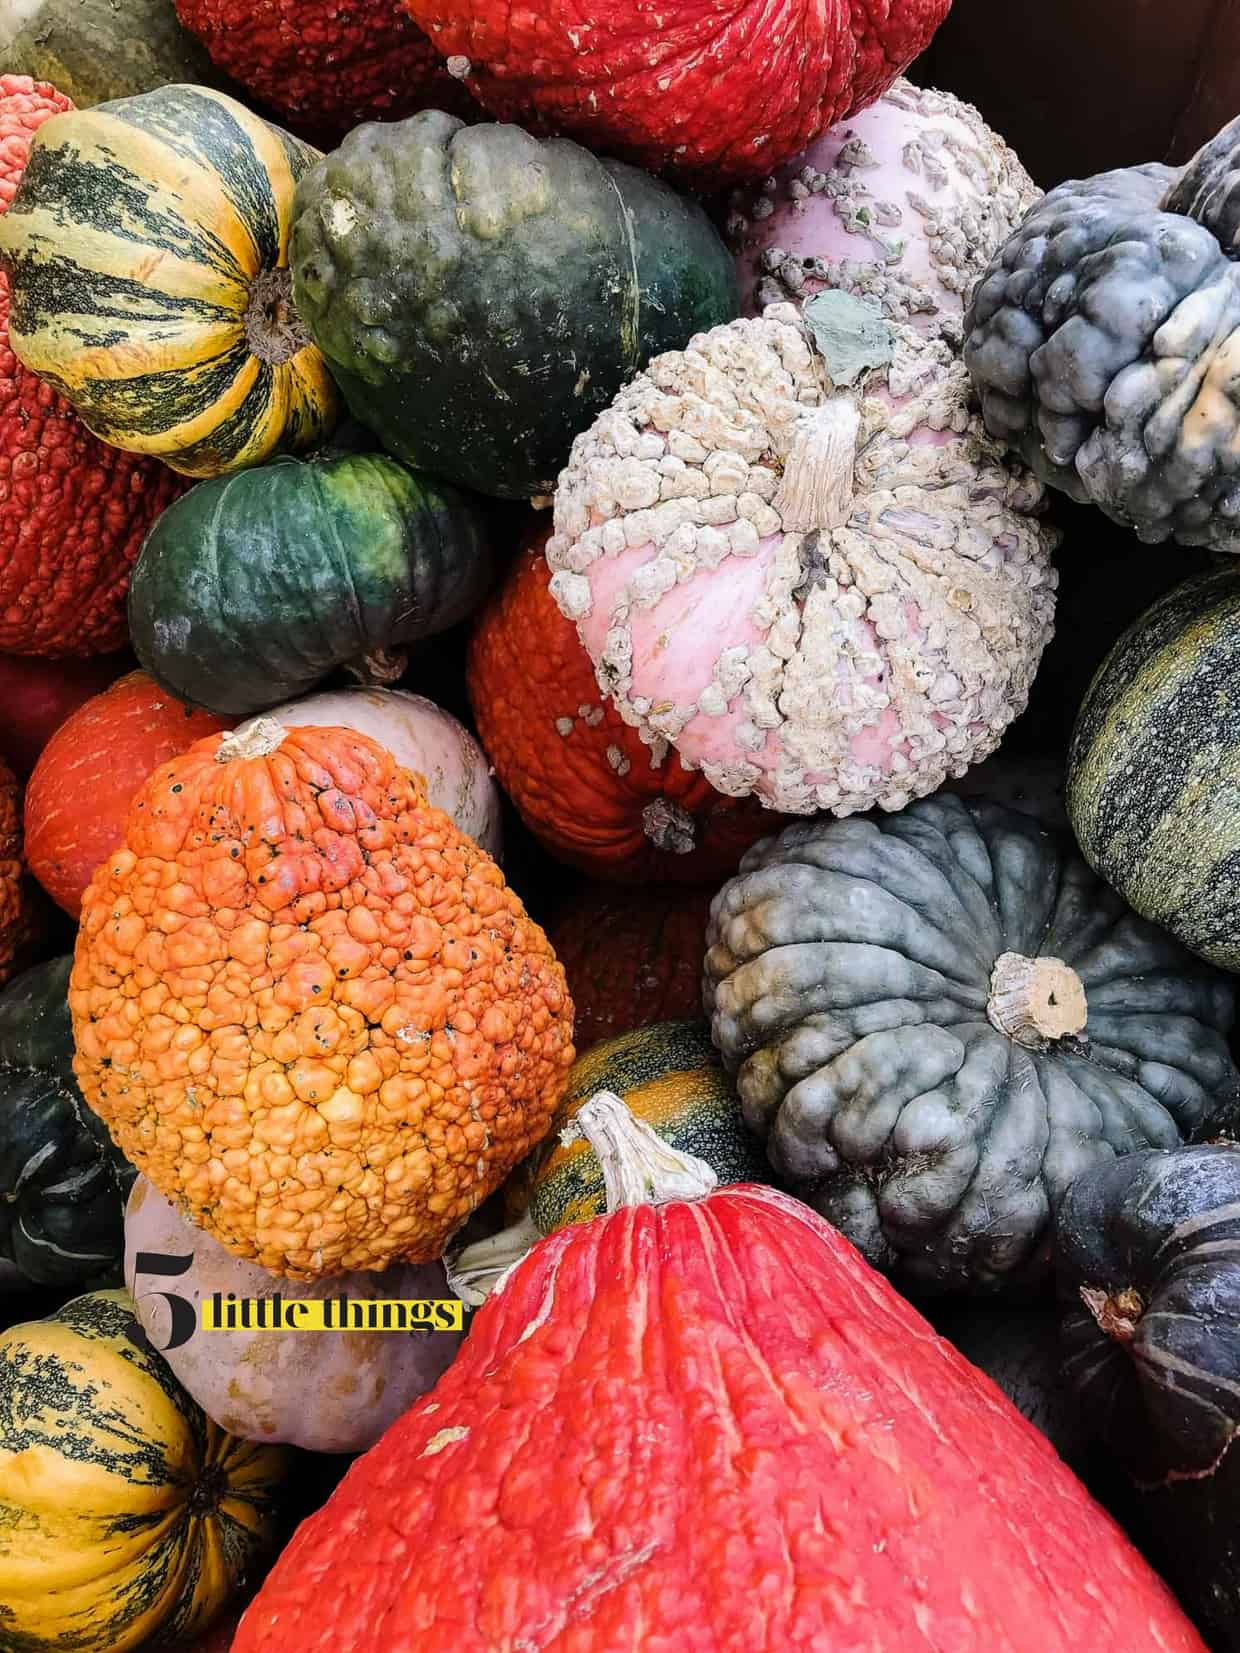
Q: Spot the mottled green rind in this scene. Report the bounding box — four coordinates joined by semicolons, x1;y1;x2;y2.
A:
128;449;494;716
1068;567;1240;971
0;959;132;1290
530;1021;769;1233
0;0;238;108
290;111;741;500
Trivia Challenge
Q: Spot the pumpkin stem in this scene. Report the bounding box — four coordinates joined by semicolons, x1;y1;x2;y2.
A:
773;395;861;534
575;1090;718;1214
1160;115;1240;249
215;717;287;763
641;798;697;854
244;266;312;365
345;647;408;687
986;951;1087;1051
444;1210;543;1308
1080;1283;1146;1345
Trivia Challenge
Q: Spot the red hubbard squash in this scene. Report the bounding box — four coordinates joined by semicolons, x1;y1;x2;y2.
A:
549;884;715;1050
403;0;953;186
234;1092;1204;1653
468;530;777;883
175;0;474;143
24;670;233;918
0;76;184;656
0;650;129;776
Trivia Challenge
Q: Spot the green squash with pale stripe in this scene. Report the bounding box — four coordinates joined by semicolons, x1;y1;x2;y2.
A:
1068;567;1240;970
0;1289;290;1651
0;957;133;1291
0;83;338;477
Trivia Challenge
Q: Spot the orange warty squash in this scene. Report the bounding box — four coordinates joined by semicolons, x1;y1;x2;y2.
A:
549;883;715;1050
0;753;35;985
69;716;575;1278
468;529;778;882
25;670;234;918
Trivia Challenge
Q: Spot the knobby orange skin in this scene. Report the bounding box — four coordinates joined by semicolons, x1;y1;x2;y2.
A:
69;722;575;1279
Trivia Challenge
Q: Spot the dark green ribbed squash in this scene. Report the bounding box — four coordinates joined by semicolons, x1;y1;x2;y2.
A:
1055;1145;1240;1652
0;957;133;1291
704;795;1240;1295
448;1021;769;1304
128;446;494;717
1068;566;1240;971
289;110;741;500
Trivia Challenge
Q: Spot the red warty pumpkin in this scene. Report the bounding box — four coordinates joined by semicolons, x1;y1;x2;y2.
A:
467;530;778;883
402;0;953;184
24;670;233;917
0;76;185;656
233;1093;1204;1652
549;883;715;1050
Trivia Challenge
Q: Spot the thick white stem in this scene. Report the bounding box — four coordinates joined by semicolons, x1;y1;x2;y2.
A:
986;951;1088;1050
215;716;287;763
774;395;861;534
575;1090;718;1213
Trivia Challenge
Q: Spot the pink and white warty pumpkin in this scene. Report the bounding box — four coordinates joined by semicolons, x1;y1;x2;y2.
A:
730;79;1038;332
545;301;1059;818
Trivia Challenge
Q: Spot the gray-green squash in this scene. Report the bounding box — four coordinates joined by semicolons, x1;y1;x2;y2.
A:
703;793;1240;1294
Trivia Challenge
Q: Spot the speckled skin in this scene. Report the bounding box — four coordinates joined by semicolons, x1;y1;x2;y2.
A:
69;721;575;1279
0;76;184;656
175;0;473;142
731;79;1037;331
124;1176;463;1453
468;532;777;880
704;794;1240;1293
402;0;953;187
233;1181;1205;1653
290;111;739;500
547;304;1058;818
964;115;1240;550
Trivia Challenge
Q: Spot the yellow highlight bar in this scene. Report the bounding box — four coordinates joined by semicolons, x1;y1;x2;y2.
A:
200;1294;464;1333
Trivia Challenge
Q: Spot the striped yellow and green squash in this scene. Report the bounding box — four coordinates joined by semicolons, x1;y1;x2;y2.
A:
0;84;338;477
524;1020;770;1231
1068;565;1240;972
0;1289;290;1651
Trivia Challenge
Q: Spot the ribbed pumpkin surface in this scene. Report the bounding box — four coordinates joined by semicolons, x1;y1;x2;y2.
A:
0;1289;289;1652
0;84;337;476
25;670;234;916
69;719;575;1276
468;532;776;882
233;1184;1203;1652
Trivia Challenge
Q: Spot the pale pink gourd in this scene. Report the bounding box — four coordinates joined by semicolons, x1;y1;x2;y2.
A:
546;303;1059;818
124;1178;464;1454
266;686;502;860
730;79;1038;330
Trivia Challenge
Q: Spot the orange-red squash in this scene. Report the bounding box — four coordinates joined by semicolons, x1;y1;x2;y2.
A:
233;1093;1204;1653
24;670;233;917
69;716;575;1278
468;529;777;883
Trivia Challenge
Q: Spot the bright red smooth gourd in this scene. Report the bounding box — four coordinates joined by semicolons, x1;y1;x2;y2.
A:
233;1179;1203;1651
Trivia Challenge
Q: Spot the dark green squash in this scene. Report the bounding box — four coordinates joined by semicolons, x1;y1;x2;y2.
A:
1055;1144;1240;1651
128;446;494;717
704;794;1240;1294
0;957;133;1291
289;110;741;501
448;1021;769;1304
1068;566;1240;971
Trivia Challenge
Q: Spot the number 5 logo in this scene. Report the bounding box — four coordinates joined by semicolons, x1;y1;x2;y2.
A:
127;1252;198;1353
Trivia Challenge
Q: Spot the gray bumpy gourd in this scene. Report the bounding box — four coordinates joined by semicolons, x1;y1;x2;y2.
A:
703;794;1240;1293
963;115;1240;550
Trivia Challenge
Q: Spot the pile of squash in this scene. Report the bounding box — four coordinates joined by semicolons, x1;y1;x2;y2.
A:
4;3;1240;1650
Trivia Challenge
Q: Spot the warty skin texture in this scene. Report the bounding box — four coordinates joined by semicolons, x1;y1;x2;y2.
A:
402;0;954;186
68;721;575;1279
547;304;1058;819
965;114;1240;551
233;1182;1205;1653
0;75;185;656
704;794;1240;1292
